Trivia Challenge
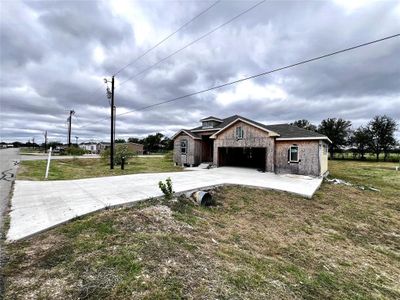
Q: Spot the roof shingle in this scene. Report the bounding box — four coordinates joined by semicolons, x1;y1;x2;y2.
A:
187;115;329;140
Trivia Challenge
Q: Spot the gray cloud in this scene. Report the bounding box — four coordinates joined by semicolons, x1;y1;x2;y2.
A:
1;0;399;144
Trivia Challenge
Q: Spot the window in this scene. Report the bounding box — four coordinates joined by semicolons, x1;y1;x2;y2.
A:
289;145;299;162
203;121;214;129
236;126;244;140
180;140;188;154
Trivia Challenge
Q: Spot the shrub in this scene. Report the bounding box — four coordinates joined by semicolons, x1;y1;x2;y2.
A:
100;145;136;165
63;146;86;156
158;177;174;199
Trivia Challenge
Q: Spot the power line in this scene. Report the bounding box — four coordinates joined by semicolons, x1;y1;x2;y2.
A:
112;0;221;76
115;33;400;117
116;0;266;88
77;0;265;130
54;2;223;120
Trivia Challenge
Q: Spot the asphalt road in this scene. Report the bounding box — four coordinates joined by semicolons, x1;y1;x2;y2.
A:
0;148;19;295
0;148;19;234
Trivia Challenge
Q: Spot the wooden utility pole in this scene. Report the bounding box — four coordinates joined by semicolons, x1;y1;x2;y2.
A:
110;76;115;169
44;131;48;153
67;110;75;147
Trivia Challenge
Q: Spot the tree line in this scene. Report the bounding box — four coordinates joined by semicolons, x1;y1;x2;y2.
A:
116;132;173;153
291;115;398;161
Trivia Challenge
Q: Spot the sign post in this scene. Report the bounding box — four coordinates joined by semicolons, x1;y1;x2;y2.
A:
45;147;52;179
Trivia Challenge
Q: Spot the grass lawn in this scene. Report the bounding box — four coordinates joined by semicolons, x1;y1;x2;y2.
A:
4;161;400;299
17;154;183;180
19;148;44;154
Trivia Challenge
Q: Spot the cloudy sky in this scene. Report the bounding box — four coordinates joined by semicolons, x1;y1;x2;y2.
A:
1;0;399;144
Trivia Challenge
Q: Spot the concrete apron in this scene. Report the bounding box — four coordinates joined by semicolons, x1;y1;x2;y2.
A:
7;167;322;241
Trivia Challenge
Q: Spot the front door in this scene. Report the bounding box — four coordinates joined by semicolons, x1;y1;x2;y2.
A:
201;136;213;162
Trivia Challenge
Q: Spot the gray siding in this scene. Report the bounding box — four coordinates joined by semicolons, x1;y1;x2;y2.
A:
275;140;320;176
212;121;275;172
173;133;201;166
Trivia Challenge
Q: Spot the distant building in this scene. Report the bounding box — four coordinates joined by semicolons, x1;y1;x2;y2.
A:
79;141;143;155
98;142;110;153
79;142;99;154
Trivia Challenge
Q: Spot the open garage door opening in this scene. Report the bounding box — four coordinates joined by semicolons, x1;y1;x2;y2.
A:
218;147;266;171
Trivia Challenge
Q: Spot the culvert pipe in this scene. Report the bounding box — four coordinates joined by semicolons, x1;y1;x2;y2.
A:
192;191;214;206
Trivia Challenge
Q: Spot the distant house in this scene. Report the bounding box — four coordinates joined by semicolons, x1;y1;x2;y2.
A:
79;142;143;155
172;115;331;177
79;142;99;154
98;142;110;153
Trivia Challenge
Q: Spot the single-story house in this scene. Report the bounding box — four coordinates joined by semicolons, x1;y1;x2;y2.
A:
80;142;144;155
79;142;99;154
172;115;331;177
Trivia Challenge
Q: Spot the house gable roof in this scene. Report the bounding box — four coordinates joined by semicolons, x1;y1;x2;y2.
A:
210;117;280;138
171;129;200;140
200;116;223;122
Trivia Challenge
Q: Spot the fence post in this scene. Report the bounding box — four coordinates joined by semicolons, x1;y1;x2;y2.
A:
45;147;52;179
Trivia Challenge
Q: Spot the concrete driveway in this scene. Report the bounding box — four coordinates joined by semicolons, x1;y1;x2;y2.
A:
7;167;322;241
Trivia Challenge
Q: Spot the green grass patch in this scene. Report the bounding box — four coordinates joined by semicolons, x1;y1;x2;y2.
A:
17;154;182;180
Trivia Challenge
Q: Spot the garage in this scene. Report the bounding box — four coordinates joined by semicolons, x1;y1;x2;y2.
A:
218;147;266;171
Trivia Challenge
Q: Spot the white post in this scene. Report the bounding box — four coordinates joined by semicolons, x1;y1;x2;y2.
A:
45;146;52;179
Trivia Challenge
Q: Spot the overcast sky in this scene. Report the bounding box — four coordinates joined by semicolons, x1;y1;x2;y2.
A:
1;0;399;144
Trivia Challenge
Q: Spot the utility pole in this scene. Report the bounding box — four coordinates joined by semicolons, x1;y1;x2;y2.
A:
104;76;115;169
110;76;115;169
44;131;48;153
67;110;75;147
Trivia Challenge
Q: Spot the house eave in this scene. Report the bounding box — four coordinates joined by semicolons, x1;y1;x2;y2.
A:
171;129;201;140
191;128;220;133
276;137;332;143
200;117;223;122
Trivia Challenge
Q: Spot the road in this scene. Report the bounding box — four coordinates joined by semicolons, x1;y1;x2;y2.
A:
0;148;19;295
0;148;19;234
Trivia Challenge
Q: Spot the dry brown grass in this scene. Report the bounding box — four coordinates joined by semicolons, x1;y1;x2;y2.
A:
3;161;400;299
